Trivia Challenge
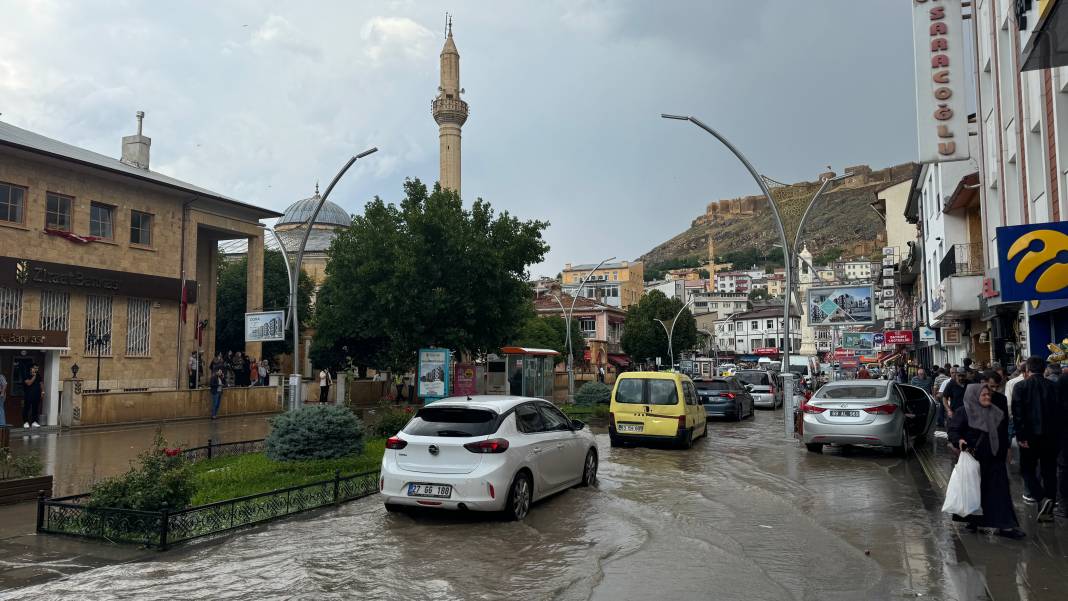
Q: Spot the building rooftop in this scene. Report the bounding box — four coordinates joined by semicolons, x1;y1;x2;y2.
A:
0;120;280;218
533;293;625;314
729;305;801;320
563;261;637;271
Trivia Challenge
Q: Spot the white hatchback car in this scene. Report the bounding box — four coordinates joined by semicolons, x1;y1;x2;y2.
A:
380;396;598;520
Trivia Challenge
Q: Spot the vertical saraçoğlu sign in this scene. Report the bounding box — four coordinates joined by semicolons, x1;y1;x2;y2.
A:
912;0;970;163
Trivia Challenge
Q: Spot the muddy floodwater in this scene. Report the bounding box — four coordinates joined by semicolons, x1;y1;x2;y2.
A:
3;410;1058;600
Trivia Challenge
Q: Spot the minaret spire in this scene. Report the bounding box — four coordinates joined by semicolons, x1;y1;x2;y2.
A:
432;16;468;195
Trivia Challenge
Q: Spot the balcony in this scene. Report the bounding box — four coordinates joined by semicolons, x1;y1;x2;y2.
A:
939;243;984;280
931;272;983;321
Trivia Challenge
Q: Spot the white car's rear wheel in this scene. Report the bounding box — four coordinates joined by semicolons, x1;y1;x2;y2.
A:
505;471;532;521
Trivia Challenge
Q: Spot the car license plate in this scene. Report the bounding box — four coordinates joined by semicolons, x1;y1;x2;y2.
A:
617;423;643;433
829;410;859;417
407;483;452;498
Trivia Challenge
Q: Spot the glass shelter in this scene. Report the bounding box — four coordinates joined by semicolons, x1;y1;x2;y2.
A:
500;346;559;400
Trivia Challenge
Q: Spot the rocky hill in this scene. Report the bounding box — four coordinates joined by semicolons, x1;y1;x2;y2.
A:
639;162;914;272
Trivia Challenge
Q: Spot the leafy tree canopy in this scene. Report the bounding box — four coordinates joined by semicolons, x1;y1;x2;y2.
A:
311;178;549;372
620;290;698;365
748;287;771;301
215;250;314;359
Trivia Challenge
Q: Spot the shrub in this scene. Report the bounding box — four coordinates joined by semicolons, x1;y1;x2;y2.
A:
87;431;194;511
367;400;414;437
0;448;44;480
266;405;365;461
575;381;612;405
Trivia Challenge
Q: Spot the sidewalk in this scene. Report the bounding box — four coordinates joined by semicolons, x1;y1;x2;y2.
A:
915;432;1068;600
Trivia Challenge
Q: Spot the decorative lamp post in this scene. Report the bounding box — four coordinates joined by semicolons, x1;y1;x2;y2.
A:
87;332;110;392
653;296;695;372
553;256;616;400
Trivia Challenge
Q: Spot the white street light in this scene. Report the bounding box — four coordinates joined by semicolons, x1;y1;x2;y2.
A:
653;296;695;371
557;256;616;399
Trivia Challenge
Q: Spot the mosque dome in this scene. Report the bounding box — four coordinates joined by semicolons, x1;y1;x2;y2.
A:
276;194;351;229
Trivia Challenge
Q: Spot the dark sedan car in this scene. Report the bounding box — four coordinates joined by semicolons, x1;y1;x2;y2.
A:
695;377;754;421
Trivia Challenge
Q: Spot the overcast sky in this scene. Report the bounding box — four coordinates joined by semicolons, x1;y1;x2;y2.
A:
1;1;919;277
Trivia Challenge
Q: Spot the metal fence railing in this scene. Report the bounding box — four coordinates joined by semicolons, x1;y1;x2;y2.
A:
38;470;380;549
181;439;266;462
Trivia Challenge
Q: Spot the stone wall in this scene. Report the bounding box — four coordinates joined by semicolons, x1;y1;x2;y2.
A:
74;384;280;426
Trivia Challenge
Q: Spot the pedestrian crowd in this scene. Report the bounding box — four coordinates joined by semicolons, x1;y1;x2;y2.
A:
907;355;1068;539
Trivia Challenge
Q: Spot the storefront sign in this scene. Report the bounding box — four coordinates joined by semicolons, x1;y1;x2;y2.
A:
0;328;69;349
995;221;1068;301
0;256;193;303
453;363;477;396
982;277;999;298
754;347;779;356
919;326;937;343
884;330;915;345
417;348;451;400
913;0;970;162
941;327;962;345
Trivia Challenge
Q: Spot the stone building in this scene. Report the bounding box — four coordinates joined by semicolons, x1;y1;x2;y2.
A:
0;115;278;426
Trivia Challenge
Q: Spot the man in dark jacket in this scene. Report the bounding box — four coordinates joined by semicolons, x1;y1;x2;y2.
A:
1013;356;1061;521
1057;373;1068;518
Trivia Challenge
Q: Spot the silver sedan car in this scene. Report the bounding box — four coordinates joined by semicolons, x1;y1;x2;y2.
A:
800;380;936;456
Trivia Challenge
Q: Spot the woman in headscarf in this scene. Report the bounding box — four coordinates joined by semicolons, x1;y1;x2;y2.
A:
947;383;1025;538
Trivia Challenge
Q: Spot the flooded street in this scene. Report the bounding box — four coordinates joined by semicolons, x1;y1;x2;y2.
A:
3;410;1063;600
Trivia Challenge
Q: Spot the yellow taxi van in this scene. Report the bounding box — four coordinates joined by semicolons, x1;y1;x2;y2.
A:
608;371;707;448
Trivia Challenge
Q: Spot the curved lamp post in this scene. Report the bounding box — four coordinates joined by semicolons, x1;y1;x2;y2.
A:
653;296;695;371
287;147;378;409
555;256;616;399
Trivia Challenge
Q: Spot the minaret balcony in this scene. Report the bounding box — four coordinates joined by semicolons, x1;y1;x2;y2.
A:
432;97;469;126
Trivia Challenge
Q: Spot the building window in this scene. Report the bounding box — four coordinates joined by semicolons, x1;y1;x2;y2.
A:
0;182;26;224
578;317;596;336
766;338;775;348
40;290;70;332
130;210;153;246
90;202;115;239
766;319;774;329
751;320;759;330
0;286;22;329
84;295;113;355
126;298;151;356
46;193;73;232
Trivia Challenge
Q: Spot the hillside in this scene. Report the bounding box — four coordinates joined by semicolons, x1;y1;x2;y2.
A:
639;163;914;272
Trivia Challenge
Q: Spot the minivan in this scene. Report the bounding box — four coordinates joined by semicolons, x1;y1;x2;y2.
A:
735;369;779;409
609;372;707;449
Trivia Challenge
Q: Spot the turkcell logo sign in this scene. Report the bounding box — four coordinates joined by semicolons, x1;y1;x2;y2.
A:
996;222;1068;301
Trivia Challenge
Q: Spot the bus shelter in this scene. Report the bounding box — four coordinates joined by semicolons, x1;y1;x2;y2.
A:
500;346;559;399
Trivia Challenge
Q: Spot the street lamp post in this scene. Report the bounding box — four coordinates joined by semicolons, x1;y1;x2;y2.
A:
87;331;110;392
287;147;378;410
554;256;616;400
653;296;695;371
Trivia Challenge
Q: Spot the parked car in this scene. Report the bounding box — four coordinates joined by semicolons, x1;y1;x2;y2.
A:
800;380;936;456
609;371;708;449
380;396;598;520
695;377;755;421
718;363;738;377
735;369;779;409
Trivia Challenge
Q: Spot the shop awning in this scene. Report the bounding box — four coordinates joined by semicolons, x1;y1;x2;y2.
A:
607;354;632;368
881;352;903;365
1021;0;1068;71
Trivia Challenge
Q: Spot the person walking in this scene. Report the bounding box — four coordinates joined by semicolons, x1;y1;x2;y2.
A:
911;367;933;394
0;371;7;427
598;365;606;384
857;365;872;379
258;359;268;386
318;367;333;403
1055;374;1068;519
1013;356;1060;520
209;369;225;419
948;383;1025;538
933;367;950;427
22;364;43;428
942;369;969;420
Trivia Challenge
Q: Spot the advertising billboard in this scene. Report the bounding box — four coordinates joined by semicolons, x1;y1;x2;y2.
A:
417;348;451;400
245;311;285;342
995;221;1068;301
807;285;874;325
842;332;875;350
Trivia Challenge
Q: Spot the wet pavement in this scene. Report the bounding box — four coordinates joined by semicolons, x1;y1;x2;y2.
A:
2;410;1068;600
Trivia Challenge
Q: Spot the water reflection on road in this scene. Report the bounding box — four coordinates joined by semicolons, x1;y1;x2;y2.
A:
6;411;993;600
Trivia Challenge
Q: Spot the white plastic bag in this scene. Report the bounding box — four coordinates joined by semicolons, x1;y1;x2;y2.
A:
942;451;983;516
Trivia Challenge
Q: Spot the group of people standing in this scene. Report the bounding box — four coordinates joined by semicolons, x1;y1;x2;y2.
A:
922;355;1068;539
194;351;270;420
0;364;44;428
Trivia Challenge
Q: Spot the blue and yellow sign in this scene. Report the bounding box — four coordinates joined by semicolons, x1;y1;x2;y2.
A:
996;221;1068;301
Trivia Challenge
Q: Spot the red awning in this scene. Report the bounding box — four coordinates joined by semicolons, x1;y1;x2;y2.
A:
608;354;632;368
881;352;903;365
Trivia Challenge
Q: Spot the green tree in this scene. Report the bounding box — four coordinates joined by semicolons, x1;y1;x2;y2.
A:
511;314;586;365
311;178;549;372
620;290;698;365
215;250;314;358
